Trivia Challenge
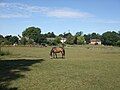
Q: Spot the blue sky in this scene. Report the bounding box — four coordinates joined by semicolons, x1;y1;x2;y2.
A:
0;0;120;36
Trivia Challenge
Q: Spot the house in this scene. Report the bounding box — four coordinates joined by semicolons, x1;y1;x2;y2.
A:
60;38;66;43
47;37;67;43
46;38;55;41
90;39;101;45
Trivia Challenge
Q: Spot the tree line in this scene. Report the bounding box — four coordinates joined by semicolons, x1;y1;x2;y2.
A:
0;26;120;46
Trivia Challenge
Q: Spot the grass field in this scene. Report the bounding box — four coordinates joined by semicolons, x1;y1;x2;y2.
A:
0;45;120;90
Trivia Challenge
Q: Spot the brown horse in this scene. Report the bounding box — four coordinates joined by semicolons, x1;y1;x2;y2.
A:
50;47;65;59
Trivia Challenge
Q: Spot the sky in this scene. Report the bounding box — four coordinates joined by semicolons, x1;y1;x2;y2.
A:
0;0;120;36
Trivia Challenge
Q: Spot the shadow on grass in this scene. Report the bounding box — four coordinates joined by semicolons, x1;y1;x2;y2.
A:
0;58;44;90
51;57;66;60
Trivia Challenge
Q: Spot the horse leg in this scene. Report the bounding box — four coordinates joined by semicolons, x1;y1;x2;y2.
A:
61;52;63;58
50;52;53;59
55;53;57;58
61;52;65;59
50;55;53;59
52;53;57;58
53;53;55;58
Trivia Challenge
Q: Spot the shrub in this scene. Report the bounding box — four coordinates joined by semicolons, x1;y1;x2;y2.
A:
116;40;120;47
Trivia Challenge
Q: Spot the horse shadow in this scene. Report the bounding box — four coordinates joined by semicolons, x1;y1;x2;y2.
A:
51;57;66;59
0;58;44;90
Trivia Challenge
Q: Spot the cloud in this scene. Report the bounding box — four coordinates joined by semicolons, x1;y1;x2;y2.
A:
0;13;29;18
90;19;120;24
46;8;94;18
0;2;94;19
97;20;120;24
0;2;119;24
0;3;30;18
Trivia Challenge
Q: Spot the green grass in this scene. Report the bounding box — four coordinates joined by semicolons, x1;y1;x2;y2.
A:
0;50;10;56
0;45;120;90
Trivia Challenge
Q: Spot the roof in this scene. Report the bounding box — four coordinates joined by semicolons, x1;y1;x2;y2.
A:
46;38;55;41
90;39;101;42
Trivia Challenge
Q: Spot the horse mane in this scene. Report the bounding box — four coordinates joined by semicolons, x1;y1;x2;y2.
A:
59;47;65;56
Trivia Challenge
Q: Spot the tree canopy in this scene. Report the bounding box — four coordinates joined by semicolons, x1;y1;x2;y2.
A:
102;31;120;46
0;26;120;47
22;27;41;41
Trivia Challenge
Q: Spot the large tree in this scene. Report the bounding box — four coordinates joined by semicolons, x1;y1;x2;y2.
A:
64;32;72;38
36;34;47;44
0;35;4;52
20;37;27;45
0;35;4;44
22;27;41;43
102;31;120;45
84;34;91;44
45;32;56;38
5;35;12;41
77;36;85;45
66;34;74;45
4;35;19;45
74;31;85;45
90;33;101;39
10;36;19;44
118;31;120;35
75;31;83;36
